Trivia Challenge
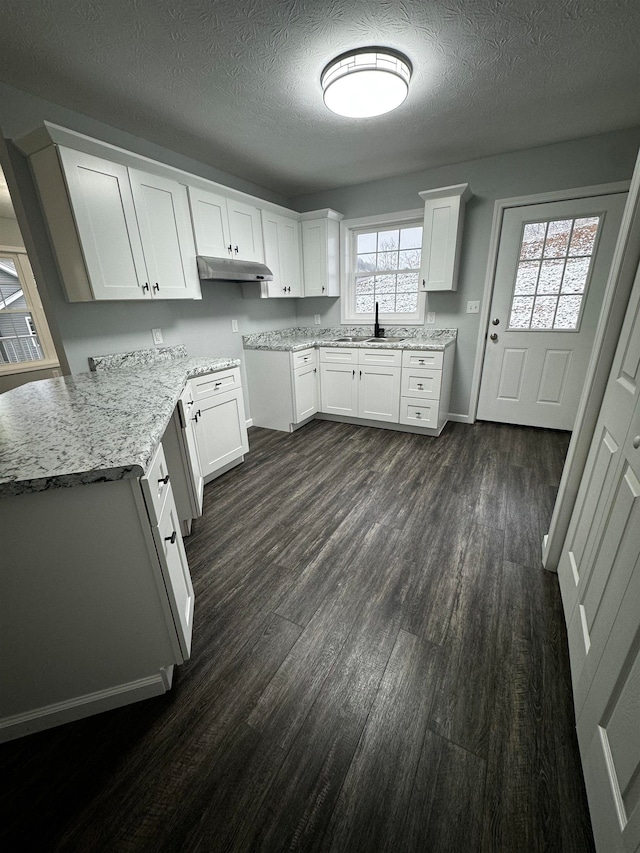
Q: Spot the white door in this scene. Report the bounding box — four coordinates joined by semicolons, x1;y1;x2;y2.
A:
477;193;626;429
59;147;149;300
358;366;401;422
557;255;640;853
129;170;200;299
188;187;232;259
226;200;264;263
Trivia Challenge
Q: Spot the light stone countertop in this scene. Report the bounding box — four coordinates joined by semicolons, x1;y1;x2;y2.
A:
242;326;457;352
0;355;240;497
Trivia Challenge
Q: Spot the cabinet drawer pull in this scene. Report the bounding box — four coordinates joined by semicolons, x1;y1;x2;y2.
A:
157;474;170;485
417;383;424;390
164;531;177;545
214;381;222;388
415;411;422;418
418;359;425;364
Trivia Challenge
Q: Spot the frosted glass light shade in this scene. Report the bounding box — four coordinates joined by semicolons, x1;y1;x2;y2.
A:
321;48;412;118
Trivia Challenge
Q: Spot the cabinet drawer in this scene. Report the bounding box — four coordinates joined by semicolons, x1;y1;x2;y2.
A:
291;348;317;368
402;350;444;370
359;348;402;368
401;367;442;400
141;441;172;525
191;368;240;401
399;397;439;429
319;347;358;364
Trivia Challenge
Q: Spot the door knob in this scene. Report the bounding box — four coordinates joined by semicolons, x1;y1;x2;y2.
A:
490;333;498;342
492;318;500;325
633;435;640;449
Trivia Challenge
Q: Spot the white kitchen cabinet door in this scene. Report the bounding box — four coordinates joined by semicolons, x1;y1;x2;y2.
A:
195;387;249;480
358;365;401;422
301;212;341;297
58;146;150;300
262;211;302;297
178;382;204;516
188;186;232;259
129;169;201;300
418;184;471;292
293;363;318;423
320;363;358;416
227;199;264;263
152;489;194;661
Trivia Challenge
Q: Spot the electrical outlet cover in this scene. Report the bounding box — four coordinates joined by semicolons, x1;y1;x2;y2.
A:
152;328;163;345
231;319;239;333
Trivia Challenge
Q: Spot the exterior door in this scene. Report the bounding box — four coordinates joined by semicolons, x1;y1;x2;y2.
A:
477;193;626;429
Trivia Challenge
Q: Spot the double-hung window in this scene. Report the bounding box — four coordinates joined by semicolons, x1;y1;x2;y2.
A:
341;210;425;324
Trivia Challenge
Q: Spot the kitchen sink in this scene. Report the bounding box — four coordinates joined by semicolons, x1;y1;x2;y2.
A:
364;337;407;343
333;335;407;343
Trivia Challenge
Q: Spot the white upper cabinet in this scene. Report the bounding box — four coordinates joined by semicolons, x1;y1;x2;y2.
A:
188;186;264;263
29;144;201;301
301;210;342;297
418;184;472;292
128;168;201;300
261;211;302;297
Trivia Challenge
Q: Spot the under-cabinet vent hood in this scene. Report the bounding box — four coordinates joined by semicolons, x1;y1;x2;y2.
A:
196;256;273;282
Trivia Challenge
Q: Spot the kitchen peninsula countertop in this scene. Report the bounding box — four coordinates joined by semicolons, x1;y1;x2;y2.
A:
242;326;457;352
0;354;239;497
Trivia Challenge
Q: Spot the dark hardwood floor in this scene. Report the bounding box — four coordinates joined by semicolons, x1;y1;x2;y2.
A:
0;419;595;852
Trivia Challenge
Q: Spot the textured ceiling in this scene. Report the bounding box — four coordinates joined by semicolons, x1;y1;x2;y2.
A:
0;0;639;197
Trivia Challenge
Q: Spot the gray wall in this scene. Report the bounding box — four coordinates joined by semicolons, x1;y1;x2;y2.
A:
290;127;640;417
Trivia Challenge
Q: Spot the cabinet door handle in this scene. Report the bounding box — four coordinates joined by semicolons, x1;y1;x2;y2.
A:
142;282;149;293
153;282;159;293
164;531;177;545
192;409;201;423
359;370;362;378
234;245;239;254
227;244;233;254
314;368;317;373
352;369;355;377
322;285;325;292
283;287;287;293
158;474;170;485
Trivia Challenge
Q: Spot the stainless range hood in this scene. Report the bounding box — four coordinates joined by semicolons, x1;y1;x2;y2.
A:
196;256;273;282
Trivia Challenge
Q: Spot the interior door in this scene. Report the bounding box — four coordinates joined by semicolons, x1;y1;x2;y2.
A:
477;193;626;429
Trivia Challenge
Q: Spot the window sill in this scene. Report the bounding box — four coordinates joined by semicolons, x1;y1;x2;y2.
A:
0;359;60;377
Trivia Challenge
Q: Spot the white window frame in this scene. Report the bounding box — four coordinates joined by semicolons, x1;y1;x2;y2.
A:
340;208;426;325
0;251;59;376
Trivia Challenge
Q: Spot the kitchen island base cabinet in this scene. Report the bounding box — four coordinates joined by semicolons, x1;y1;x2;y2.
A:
0;447;194;743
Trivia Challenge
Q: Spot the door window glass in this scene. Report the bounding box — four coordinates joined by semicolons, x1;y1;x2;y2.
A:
509;216;601;330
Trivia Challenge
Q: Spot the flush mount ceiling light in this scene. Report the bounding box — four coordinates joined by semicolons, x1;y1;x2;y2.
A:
321;47;412;118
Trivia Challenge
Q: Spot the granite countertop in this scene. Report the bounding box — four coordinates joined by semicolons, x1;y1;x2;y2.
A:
243;326;457;352
0;353;240;497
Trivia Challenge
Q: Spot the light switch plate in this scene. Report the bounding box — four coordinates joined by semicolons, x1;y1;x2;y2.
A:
426;312;436;324
314;314;321;325
231;319;239;333
152;328;163;345
467;301;480;314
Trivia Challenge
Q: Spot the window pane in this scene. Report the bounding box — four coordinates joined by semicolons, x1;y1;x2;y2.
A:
377;251;398;271
514;261;539;295
357;232;377;253
569;217;599;256
555;295;582;329
377;230;399;251
396;292;418;312
355;276;374;294
375;274;396;293
0;258;45;365
543;220;572;258
520;222;546;260
531;295;557;329
538;259;564;294
377;293;395;312
356;253;376;272
399;249;421;269
509;296;534;328
397;272;419;292
562;257;590;293
356;294;375;313
399;227;422;250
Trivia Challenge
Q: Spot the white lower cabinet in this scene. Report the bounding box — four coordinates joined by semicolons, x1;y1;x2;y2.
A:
190;368;249;482
399;348;454;433
320;348;401;424
0;442;194;742
244;348;319;432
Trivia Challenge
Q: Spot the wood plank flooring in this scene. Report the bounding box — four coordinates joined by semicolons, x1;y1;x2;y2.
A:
0;419;595;852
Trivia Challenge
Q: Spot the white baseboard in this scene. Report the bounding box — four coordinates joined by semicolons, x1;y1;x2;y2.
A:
447;412;473;424
245;417;253;428
0;672;169;743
